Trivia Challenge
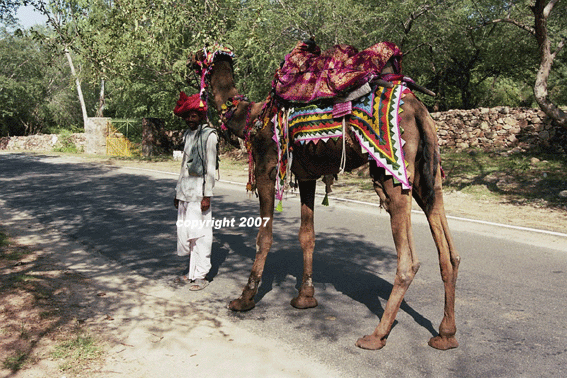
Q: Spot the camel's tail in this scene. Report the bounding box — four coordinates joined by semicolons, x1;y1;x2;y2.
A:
415;103;440;215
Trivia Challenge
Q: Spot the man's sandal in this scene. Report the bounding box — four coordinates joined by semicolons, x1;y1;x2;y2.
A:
173;275;190;285
189;279;209;291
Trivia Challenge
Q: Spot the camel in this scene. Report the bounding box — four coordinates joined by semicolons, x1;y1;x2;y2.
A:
189;43;460;350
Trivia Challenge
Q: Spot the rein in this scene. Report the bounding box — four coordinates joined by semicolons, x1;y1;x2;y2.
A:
195;44;277;194
220;94;258;192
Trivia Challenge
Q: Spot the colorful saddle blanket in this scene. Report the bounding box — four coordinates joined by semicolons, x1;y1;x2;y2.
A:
273;82;412;207
272;41;402;104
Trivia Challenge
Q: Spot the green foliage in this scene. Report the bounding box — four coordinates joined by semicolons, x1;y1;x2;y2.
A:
53;129;79;152
1;0;566;135
0;26;83;136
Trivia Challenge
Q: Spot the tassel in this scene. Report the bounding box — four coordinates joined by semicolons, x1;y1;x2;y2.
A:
321;193;329;206
275;201;283;212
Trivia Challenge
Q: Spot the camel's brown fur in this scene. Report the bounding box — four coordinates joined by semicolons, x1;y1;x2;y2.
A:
191;50;460;350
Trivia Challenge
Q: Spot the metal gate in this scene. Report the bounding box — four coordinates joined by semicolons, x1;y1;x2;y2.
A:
106;119;141;157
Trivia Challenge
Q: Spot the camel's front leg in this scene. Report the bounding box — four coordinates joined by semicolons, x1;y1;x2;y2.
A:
229;169;275;312
356;177;419;350
290;180;318;309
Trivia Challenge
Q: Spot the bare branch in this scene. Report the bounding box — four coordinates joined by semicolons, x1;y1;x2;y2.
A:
556;38;566;55
403;42;432;57
484;18;535;35
400;5;431;51
402;5;431;34
543;0;559;19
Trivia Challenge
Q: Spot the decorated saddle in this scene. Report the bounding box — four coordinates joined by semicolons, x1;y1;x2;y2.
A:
272;40;402;104
273;80;414;208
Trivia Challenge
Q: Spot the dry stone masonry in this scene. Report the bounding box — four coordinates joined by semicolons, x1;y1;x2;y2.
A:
430;107;558;152
0;107;563;154
0;133;86;152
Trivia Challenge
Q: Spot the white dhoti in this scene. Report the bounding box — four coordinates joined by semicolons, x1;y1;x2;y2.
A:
176;200;212;281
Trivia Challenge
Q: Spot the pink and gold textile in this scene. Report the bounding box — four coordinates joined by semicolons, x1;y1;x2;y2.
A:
273;41;402;103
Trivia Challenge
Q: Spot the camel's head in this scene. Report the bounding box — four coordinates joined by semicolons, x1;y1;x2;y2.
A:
188;43;235;78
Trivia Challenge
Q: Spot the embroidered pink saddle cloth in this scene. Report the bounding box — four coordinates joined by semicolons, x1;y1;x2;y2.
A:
272;40;402;103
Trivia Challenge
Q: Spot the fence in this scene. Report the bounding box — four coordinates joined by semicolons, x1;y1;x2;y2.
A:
106;119;142;157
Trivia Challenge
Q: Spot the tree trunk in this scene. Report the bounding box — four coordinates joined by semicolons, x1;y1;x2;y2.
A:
64;48;89;128
96;79;105;117
532;0;566;128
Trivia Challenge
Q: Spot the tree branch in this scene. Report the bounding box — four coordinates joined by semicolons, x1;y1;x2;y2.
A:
484;18;535;35
543;0;559;18
400;5;431;51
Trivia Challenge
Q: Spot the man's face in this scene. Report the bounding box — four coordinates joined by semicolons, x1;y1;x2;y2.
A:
184;111;202;130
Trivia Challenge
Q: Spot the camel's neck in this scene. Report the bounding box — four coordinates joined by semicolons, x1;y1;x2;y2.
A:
208;61;265;139
209;61;240;111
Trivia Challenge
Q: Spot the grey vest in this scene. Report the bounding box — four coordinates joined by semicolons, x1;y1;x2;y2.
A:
185;126;217;177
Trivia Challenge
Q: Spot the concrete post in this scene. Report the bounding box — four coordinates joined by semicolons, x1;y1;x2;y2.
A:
85;117;110;155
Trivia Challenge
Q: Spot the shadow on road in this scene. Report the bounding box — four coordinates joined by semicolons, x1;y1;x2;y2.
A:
0;153;437;338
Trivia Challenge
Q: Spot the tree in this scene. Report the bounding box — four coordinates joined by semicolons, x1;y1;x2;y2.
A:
0;26;82;136
485;0;566;128
35;0;91;126
0;0;23;23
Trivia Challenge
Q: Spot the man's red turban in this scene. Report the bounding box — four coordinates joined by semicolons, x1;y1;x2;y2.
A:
173;92;207;118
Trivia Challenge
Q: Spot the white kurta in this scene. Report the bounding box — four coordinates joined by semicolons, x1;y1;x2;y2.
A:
175;125;217;280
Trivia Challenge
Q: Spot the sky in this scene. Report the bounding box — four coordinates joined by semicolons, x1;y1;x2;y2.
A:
16;5;48;29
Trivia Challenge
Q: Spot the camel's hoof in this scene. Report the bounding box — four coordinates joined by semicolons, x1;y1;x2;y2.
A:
428;335;459;350
355;335;386;350
228;297;256;312
290;295;318;309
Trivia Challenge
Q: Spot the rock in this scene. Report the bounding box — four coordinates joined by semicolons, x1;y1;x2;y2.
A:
559;190;567;198
539;130;550;140
531;116;543;124
504;118;518;126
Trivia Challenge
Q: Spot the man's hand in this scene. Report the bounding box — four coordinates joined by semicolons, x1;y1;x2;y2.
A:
201;197;211;212
174;198;179;209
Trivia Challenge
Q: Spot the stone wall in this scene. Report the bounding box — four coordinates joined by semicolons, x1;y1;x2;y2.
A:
1;107;564;154
0;133;86;152
430;106;559;152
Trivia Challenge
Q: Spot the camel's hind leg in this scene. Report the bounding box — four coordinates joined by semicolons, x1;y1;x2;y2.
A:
414;167;460;350
356;167;420;350
291;179;318;309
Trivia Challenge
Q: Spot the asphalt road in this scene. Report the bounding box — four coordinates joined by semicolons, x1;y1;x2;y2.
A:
1;152;566;378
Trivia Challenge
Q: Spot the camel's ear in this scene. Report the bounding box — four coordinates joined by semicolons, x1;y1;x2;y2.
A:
187;51;205;70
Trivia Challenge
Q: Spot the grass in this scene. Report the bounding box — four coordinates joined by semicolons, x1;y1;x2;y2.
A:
440;148;567;208
2;351;28;370
0;230;8;248
1;247;31;260
51;333;102;373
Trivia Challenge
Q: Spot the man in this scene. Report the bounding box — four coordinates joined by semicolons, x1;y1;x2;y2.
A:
173;92;218;291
